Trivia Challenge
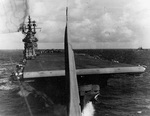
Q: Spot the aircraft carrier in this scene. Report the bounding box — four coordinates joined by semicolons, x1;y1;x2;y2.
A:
10;16;146;116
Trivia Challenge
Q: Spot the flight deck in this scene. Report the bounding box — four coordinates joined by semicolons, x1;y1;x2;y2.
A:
23;52;145;78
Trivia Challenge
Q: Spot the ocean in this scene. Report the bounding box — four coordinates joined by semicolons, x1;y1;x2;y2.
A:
0;49;150;116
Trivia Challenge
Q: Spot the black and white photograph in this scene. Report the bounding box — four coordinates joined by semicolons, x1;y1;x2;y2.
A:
0;0;149;116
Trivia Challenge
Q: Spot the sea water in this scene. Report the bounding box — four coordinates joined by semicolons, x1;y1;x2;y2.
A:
0;49;150;116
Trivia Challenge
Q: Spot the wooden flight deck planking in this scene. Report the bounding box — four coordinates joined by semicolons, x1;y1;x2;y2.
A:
23;53;146;78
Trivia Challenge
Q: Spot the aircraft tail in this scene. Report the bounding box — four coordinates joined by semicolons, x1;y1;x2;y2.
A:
64;7;82;116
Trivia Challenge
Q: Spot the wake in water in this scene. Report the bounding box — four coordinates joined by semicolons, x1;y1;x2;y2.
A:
0;83;18;90
0;78;19;90
82;101;95;116
0;78;9;84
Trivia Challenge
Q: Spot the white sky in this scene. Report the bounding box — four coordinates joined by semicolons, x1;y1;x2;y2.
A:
0;0;150;49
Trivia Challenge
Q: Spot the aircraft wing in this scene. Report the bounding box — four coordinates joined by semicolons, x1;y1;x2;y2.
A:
23;53;145;78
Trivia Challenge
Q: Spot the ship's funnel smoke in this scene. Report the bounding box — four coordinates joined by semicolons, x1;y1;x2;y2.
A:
23;0;29;23
18;0;29;31
0;0;29;33
82;102;95;116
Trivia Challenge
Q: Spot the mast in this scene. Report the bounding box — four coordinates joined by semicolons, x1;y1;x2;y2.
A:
22;16;39;60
